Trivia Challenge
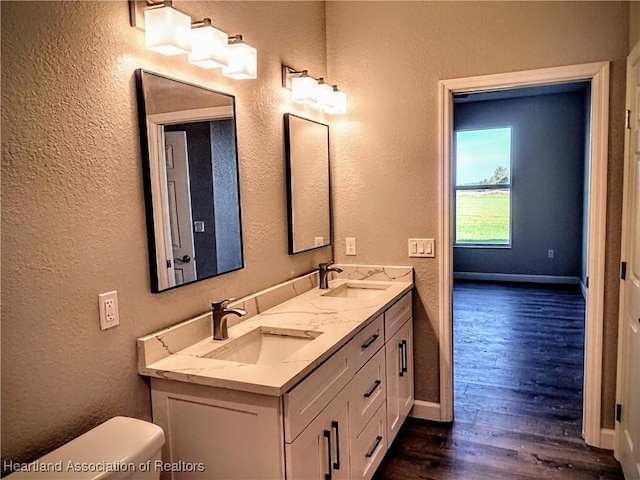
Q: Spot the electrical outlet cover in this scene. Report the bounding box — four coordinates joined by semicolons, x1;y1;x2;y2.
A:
99;291;119;330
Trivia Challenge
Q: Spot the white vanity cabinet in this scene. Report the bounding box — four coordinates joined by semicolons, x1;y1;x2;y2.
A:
383;290;414;445
385;318;414;444
286;385;351;480
148;290;413;480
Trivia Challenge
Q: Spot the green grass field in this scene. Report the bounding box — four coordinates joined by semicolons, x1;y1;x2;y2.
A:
456;191;510;244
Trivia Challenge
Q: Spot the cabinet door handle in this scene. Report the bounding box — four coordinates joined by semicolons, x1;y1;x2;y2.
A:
364;379;382;398
331;421;341;470
365;436;383;458
323;430;332;480
361;333;379;349
401;339;408;374
398;341;405;377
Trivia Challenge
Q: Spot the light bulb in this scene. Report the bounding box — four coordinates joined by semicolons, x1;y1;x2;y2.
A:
222;36;257;80
144;6;191;56
189;22;228;69
291;72;316;104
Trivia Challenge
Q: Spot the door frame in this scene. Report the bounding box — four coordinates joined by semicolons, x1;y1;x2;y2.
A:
614;40;640;464
145;106;234;290
438;62;610;447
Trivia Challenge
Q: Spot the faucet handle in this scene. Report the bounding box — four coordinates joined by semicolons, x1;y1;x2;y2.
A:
211;298;236;311
319;261;335;269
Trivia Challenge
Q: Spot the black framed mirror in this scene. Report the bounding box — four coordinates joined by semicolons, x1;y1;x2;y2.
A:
135;70;244;292
284;114;331;254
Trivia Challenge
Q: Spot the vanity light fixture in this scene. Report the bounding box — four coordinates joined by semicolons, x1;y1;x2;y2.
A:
325;85;347;115
130;0;191;56
129;1;258;79
222;35;258;80
188;18;228;69
282;65;347;114
290;70;317;105
309;78;333;110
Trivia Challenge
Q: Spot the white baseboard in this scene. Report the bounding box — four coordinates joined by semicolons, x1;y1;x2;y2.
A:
454;272;581;285
410;400;442;422
600;428;615;450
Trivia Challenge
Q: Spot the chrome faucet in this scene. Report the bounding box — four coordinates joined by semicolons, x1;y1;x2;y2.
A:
211;299;247;340
318;261;343;289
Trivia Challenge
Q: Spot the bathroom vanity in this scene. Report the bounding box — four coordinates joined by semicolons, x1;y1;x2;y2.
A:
138;270;413;480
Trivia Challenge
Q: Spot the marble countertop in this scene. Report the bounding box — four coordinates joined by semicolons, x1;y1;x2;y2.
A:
138;278;413;396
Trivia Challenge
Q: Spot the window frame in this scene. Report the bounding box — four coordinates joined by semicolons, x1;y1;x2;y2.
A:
453;126;513;248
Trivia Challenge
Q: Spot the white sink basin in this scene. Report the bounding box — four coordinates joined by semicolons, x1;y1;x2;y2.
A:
200;327;322;365
321;282;391;299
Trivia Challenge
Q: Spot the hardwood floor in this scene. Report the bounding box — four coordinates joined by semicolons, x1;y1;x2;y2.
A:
374;281;623;480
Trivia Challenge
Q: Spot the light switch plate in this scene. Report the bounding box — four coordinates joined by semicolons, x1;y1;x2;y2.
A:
408;238;435;258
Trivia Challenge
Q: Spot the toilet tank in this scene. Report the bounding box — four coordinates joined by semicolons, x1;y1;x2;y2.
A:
6;417;165;480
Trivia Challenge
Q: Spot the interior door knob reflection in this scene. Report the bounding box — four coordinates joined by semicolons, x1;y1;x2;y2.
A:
174;255;191;263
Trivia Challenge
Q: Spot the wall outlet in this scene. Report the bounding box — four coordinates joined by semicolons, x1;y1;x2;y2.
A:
346;237;357;256
99;291;119;330
548;249;554;258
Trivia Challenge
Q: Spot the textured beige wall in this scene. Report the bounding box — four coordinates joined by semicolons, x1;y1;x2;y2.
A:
1;0;331;464
326;1;628;429
631;1;640;50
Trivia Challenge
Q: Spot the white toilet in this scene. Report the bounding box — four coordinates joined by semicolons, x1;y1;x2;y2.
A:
6;417;165;479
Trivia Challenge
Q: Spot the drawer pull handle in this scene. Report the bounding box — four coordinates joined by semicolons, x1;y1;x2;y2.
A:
364;379;382;398
399;341;405;377
324;430;332;480
402;340;409;373
331;421;341;470
365;436;383;458
401;339;408;374
361;333;379;349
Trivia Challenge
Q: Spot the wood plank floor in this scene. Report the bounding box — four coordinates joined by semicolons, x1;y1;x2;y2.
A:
374;281;623;480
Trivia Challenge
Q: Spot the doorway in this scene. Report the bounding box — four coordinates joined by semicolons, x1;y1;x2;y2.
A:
437;62;611;448
452;83;590;441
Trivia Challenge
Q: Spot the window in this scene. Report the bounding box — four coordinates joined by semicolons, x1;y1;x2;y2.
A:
454;127;512;246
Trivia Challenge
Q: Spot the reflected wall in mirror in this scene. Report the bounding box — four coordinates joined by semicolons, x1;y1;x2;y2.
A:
135;70;244;292
284;114;331;254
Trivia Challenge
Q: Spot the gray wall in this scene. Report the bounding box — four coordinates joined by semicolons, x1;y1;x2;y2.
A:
211;119;243;273
453;91;588;278
582;86;592;287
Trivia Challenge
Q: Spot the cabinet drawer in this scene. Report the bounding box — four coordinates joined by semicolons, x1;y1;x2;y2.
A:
349;314;384;373
284;345;352;443
384;291;412;341
352;404;387;480
350;347;386;436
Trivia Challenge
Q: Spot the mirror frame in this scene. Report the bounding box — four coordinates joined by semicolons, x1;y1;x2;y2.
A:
283;113;332;254
135;69;244;292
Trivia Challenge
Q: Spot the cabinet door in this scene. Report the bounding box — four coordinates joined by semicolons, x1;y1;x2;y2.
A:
385;318;414;445
286;388;351;480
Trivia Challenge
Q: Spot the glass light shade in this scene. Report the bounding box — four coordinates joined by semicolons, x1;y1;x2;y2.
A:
325;88;347;114
222;41;257;79
291;74;316;104
144;6;192;56
309;80;333;110
189;25;229;68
